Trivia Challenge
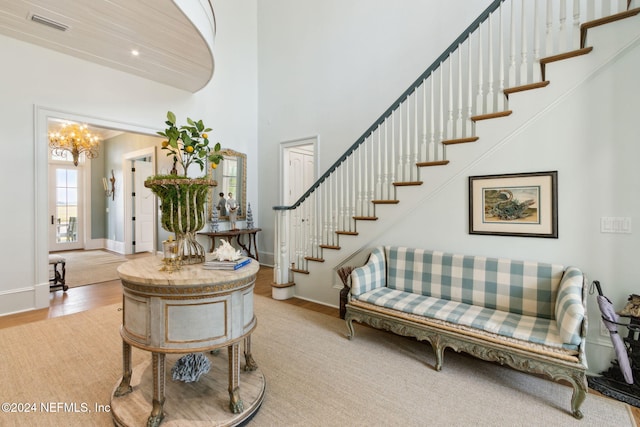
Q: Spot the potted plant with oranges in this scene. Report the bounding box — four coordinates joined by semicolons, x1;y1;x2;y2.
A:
145;111;223;265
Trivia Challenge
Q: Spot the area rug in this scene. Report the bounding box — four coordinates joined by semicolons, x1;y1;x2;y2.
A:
51;250;127;288
0;296;634;426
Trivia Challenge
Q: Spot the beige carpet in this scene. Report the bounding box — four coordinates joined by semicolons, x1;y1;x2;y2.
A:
50;250;127;288
0;295;634;427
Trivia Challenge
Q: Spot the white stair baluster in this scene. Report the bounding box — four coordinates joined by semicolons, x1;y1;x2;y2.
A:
497;4;506;111
559;0;567;53
456;48;464;138
520;0;528;85
572;0;581;50
487;12;495;113
476;27;484;115
533;1;542;82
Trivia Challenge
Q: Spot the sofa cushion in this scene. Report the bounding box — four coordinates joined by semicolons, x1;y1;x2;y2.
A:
350;247;387;296
555;267;585;345
354;287;578;351
385;246;566;320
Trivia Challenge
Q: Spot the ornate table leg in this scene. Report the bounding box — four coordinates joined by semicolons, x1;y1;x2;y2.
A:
114;341;133;397
244;335;258;371
147;352;166;427
228;343;244;413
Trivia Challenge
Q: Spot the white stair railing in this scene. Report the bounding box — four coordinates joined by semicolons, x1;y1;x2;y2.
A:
273;0;634;286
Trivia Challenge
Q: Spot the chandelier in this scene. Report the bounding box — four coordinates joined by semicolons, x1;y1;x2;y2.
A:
48;123;101;166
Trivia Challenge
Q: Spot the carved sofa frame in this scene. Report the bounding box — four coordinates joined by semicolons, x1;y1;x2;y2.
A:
339;246;589;419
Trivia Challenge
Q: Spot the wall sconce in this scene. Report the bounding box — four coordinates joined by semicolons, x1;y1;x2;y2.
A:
103;170;116;201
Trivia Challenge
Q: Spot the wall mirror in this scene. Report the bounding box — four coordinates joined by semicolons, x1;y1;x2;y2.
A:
208;149;246;221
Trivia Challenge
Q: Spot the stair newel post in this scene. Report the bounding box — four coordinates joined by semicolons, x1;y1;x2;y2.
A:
273;208;290;285
302;198;310;266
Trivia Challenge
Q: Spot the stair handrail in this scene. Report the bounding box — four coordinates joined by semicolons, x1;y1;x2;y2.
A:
273;0;505;212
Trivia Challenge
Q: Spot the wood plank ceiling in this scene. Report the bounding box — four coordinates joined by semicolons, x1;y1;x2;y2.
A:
0;0;214;92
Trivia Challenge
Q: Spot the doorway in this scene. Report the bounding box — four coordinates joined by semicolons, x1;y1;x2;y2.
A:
123;148;157;254
48;163;84;252
35;107;162;308
281;136;317;206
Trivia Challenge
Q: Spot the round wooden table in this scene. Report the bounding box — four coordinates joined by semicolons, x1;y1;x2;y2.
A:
110;256;264;427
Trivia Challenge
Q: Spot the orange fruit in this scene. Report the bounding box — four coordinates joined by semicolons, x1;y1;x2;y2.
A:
211;163;218;169
202;133;208;139
161;140;169;148
185;146;194;153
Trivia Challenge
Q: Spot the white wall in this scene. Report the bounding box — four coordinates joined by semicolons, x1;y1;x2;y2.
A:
256;1;640;373
257;0;494;264
0;0;258;315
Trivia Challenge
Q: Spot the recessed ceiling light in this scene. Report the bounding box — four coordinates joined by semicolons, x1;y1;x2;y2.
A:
131;49;139;56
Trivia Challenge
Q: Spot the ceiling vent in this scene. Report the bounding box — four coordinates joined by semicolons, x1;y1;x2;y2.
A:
30;14;69;32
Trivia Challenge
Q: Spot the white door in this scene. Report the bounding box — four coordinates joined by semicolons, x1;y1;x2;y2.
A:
49;165;83;251
287;147;315;205
133;159;154;253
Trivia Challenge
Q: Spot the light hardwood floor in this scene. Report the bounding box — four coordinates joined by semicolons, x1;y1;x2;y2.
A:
0;263;637;423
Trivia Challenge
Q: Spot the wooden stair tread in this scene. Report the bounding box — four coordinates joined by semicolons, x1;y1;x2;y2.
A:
319;244;340;250
539;47;593;80
393;181;423;186
336;230;358;236
372;200;400;204
304;256;324;262
416;160;450;167
290;268;309;274
471;111;512;122
442;136;479;145
504;81;550;96
580;8;640;48
540;47;593;65
353;216;378;221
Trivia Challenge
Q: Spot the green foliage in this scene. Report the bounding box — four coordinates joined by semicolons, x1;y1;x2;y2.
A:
145;179;211;233
156;111;223;176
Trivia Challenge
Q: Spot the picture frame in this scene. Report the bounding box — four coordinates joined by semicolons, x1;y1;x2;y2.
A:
469;171;558;238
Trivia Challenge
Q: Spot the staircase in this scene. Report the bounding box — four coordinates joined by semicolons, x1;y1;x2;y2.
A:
272;0;640;306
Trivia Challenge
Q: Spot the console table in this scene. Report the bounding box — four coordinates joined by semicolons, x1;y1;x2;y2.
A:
199;228;262;261
110;256;264;427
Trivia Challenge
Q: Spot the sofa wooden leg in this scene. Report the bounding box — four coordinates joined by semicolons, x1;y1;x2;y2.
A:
433;342;444;371
570;374;587;419
345;316;355;340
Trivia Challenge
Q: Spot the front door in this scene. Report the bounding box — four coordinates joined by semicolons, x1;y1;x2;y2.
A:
49;164;83;251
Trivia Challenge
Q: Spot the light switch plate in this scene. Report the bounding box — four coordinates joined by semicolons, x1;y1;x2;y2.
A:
600;217;632;234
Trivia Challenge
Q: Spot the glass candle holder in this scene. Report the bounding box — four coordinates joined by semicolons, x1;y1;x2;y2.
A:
161;236;180;272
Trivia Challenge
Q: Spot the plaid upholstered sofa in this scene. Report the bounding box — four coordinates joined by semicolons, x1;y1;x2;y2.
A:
341;246;588;419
